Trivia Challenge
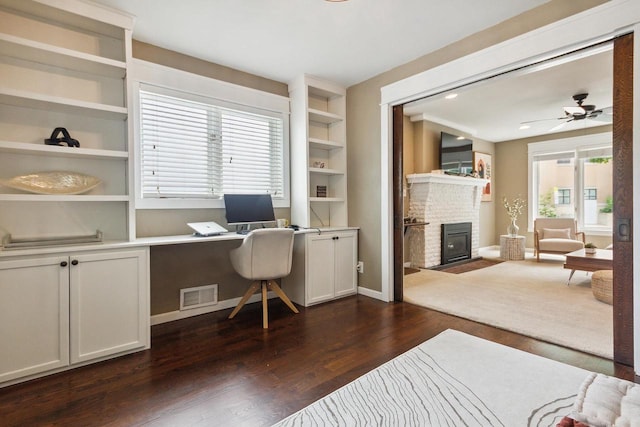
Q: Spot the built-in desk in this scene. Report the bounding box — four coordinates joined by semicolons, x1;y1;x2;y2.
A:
0;226;358;387
135;227;317;246
139;227;358;323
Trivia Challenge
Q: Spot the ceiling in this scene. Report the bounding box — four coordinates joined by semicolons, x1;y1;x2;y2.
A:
90;0;548;87
403;43;614;143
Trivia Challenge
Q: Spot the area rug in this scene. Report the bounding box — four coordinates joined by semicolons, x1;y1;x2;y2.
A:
403;258;613;358
273;329;590;426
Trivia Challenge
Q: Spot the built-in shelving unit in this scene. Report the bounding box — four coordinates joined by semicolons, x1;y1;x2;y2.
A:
0;0;149;390
0;0;134;243
289;75;347;228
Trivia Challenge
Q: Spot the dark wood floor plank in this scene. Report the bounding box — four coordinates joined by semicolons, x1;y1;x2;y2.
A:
0;296;634;426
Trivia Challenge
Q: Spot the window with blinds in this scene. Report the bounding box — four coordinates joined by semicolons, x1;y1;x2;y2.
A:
139;86;285;200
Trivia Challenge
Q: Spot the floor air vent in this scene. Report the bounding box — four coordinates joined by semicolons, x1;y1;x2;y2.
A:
180;284;218;310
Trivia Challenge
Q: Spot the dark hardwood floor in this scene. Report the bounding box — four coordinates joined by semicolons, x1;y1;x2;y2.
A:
1;296;634;426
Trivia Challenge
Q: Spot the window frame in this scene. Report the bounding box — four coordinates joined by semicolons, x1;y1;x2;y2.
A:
130;59;290;210
528;131;612;235
584;188;598;201
556;188;571;205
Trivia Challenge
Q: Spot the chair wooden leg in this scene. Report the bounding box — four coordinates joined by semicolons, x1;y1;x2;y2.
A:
228;281;260;319
268;281;299;314
262;281;269;329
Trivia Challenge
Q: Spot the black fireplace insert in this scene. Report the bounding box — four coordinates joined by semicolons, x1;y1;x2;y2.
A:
441;222;472;265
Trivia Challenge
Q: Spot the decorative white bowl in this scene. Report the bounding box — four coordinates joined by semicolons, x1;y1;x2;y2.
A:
1;171;101;195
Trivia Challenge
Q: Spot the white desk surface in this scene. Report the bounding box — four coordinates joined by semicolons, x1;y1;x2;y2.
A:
0;226;359;258
137;228;315;246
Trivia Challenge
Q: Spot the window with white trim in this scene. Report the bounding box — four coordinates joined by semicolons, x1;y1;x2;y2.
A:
528;133;612;234
139;84;286;203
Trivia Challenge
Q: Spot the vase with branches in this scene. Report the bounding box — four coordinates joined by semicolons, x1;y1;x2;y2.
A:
503;195;526;237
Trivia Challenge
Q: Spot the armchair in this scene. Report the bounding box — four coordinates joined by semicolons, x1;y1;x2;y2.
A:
534;218;585;262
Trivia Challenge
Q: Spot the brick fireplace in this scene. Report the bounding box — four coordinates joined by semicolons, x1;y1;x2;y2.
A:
406;173;487;268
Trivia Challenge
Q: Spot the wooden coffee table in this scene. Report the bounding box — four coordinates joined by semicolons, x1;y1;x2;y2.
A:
563;248;613;285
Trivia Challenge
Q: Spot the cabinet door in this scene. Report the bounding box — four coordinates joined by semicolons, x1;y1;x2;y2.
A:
334;231;357;297
0;256;69;383
306;235;336;305
69;249;149;364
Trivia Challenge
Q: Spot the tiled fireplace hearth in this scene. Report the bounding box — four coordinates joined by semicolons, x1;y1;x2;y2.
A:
407;173;487;268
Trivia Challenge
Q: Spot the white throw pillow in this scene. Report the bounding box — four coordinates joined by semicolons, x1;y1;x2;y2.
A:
542;228;571;239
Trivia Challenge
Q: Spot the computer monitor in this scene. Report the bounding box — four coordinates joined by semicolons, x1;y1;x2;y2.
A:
223;194;276;232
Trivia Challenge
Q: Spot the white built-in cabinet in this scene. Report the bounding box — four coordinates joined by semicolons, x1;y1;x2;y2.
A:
287;75;358;305
283;229;357;307
0;0;135;242
0;248;149;385
289;75;347;228
0;0;147;388
0;255;69;383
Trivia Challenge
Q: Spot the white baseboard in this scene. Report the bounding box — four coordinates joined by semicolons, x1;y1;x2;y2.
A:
358;285;385;301
151;292;274;325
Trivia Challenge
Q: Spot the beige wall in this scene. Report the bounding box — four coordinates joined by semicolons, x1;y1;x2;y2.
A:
346;0;607;292
133;41;288;97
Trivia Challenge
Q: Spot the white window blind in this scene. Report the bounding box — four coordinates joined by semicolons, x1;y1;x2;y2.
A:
140;86;284;199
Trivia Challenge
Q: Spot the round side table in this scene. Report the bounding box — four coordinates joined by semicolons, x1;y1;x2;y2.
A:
500;235;525;261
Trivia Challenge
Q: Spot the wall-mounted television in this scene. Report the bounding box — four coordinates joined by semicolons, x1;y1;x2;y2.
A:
439;132;473;175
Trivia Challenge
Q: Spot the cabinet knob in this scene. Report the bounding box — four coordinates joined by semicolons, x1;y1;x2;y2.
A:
71;259;79;266
60;261;68;267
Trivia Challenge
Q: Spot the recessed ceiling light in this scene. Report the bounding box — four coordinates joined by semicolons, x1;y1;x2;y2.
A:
519;124;531;130
445;93;458;100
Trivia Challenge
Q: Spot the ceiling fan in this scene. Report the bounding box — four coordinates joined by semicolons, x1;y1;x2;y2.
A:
522;93;612;131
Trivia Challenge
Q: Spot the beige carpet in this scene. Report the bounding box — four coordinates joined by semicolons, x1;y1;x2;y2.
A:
404;257;613;358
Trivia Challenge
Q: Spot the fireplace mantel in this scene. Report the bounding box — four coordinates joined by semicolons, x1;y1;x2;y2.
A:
407;173;487;187
407;172;485;268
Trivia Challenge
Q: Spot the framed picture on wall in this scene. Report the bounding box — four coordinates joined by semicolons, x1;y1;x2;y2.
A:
473;151;492;202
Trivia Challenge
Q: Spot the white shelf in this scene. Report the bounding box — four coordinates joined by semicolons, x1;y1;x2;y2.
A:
0;194;130;202
308;108;343;124
0;33;127;78
309;138;344;150
309;167;344;176
0;0;131;39
0;140;128;160
0;88;128;120
290;76;347;228
310;197;345;203
308;86;343;99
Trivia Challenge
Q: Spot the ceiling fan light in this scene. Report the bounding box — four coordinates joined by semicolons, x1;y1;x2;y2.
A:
564;106;585;115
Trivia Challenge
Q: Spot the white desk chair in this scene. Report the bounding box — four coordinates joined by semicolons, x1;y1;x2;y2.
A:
228;228;299;328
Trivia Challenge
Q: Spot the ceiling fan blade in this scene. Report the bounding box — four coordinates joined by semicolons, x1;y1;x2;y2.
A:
549;120;571;132
520;117;566;125
589;106;613;122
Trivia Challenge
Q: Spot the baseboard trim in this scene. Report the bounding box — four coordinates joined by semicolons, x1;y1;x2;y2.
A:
151;292;274;326
358;286;385;301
